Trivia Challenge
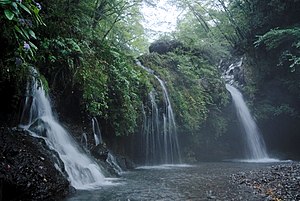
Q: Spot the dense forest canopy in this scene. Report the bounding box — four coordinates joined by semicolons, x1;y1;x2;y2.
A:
1;0;300;160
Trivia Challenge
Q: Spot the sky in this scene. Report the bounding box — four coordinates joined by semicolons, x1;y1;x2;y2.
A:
140;0;182;42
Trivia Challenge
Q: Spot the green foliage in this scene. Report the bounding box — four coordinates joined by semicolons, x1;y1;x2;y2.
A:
104;51;146;136
1;0;44;62
24;0;149;136
254;27;300;72
255;101;298;121
37;37;83;89
0;0;44;111
173;3;230;62
77;60;108;117
139;49;229;138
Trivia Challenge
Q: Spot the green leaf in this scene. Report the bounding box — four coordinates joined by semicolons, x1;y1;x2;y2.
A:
33;13;45;26
28;41;38;50
11;2;19;12
4;9;14;20
28;29;36;39
14;25;26;38
0;0;11;6
14;25;30;40
33;7;40;15
18;3;31;15
22;28;30;39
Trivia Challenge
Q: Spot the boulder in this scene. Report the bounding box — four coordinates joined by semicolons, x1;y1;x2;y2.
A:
90;143;109;161
0;127;70;201
149;40;184;54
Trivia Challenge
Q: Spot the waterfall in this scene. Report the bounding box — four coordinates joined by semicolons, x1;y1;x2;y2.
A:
226;84;269;160
92;117;103;146
137;60;181;164
106;152;123;174
81;132;88;150
155;76;180;163
19;69;109;189
143;90;162;164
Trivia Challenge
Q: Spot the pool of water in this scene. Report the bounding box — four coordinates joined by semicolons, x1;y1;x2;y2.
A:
65;162;275;201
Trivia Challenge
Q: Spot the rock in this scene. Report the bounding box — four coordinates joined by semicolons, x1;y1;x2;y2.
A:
0;127;70;201
91;143;109;161
231;162;300;201
28;118;50;137
149;40;184;54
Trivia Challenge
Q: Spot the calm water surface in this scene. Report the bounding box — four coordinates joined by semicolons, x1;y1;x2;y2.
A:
65;162;274;201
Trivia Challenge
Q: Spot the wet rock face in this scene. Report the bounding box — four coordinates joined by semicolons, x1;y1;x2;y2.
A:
0;127;70;201
220;57;245;85
91;144;109;161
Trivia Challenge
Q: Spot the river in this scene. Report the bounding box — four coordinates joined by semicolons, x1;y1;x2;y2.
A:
65;162;276;201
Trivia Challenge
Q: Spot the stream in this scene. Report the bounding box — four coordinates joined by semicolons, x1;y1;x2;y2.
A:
65;162;277;201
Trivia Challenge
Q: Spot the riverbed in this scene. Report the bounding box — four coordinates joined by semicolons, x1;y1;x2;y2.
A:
65;162;290;201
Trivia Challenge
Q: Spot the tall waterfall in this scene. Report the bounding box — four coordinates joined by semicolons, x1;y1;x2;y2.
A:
226;84;269;160
137;61;181;164
92;117;103;146
20;70;109;189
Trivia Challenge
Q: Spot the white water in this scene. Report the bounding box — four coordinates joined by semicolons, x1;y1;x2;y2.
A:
106;152;123;174
92;117;103;146
20;71;111;189
156;76;181;163
137;61;181;164
226;84;270;161
141;91;160;163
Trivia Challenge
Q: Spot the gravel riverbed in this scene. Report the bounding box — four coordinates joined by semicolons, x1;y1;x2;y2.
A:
231;162;300;201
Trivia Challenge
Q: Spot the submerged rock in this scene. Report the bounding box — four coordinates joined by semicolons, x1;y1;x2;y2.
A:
0;127;70;201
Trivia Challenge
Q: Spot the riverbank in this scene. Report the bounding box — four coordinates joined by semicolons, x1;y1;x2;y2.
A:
232;162;300;200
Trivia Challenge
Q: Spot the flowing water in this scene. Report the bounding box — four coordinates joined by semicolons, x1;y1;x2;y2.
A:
226;84;270;161
137;60;181;164
106;152;123;174
81;132;88;150
65;162;275;201
92;117;103;146
19;70;110;189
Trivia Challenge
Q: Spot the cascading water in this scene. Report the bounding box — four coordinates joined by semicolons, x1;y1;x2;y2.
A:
81;132;88;150
141;91;162;164
156;75;180;163
225;84;270;161
20;69;110;189
106;152;123;174
92;117;103;146
137;61;181;164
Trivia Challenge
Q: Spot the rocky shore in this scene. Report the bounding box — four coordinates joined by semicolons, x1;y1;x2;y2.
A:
0;127;71;201
232;162;300;201
0;125;130;201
